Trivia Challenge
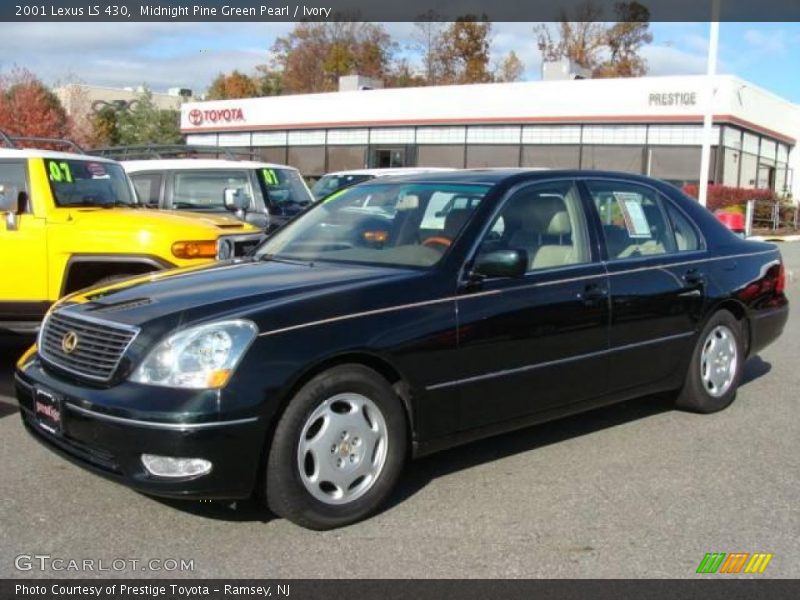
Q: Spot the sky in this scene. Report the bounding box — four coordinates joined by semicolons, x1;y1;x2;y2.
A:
0;21;798;102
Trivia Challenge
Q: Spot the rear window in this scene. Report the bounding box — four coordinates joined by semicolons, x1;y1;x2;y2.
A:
45;159;135;208
259;167;314;207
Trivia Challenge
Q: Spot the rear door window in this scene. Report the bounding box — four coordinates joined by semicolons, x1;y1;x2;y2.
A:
586;180;677;260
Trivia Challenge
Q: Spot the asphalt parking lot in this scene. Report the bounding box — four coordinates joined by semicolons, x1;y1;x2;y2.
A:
1;243;799;579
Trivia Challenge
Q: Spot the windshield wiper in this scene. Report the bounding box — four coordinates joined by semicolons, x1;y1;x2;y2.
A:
257;254;314;267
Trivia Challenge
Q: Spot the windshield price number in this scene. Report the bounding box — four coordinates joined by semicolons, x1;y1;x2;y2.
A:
47;161;73;184
15;5;131;17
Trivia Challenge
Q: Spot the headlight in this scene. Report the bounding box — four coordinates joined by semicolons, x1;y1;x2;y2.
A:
130;320;257;389
172;240;218;259
217;238;234;260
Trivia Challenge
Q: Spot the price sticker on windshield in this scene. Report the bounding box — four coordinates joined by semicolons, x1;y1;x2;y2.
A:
46;160;73;183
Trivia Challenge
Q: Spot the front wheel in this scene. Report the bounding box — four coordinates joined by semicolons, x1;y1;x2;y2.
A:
265;364;407;530
676;310;744;414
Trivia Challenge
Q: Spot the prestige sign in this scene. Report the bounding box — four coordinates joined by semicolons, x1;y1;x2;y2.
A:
648;91;698;107
186;107;245;127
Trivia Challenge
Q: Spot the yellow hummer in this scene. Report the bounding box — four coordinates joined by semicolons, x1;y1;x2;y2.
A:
0;139;262;334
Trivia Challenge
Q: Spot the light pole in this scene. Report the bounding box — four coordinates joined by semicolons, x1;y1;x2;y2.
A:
698;0;721;208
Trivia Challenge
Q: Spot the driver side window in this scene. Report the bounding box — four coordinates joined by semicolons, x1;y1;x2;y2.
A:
478;180;591;272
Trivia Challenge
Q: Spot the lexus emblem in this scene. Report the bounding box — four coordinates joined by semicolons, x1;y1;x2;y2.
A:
61;331;79;354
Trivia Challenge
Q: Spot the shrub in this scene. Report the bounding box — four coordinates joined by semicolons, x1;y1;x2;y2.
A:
681;184;778;212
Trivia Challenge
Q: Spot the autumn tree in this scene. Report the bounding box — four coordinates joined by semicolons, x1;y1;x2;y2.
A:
534;1;652;78
411;11;445;84
0;68;71;144
254;66;284;96
594;3;653;77
436;16;494;84
271;22;395;93
495;51;525;82
206;70;260;100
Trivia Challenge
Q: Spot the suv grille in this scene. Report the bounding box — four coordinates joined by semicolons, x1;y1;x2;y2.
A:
39;311;139;382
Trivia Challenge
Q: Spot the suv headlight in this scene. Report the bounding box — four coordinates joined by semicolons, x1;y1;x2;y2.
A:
130;320;257;389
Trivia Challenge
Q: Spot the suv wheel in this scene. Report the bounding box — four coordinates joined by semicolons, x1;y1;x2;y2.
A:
265;364;407;530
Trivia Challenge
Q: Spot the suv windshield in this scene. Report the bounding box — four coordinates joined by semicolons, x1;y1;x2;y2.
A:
256;182;491;268
311;173;374;200
46;159;136;208
259;167;313;207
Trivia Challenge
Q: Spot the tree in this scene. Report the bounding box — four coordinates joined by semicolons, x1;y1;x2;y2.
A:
91;106;120;146
436;16;494;84
206;70;260;100
271;22;395;93
534;1;652;78
412;11;446;84
495;51;525;82
0;67;71;144
254;66;284;96
594;3;653;78
534;2;606;70
115;89;182;145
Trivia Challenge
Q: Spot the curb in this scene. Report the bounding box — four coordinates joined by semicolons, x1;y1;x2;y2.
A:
748;234;800;243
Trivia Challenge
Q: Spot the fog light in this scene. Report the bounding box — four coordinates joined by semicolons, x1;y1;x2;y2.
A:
141;454;212;478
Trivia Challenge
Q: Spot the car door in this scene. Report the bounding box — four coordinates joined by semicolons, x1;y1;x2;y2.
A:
582;178;706;393
0;159;48;318
450;179;611;431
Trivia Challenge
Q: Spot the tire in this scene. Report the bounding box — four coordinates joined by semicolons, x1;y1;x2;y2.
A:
676;310;744;414
265;364;407;530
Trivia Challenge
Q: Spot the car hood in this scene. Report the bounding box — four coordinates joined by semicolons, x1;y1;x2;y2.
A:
57;259;420;332
53;207;258;234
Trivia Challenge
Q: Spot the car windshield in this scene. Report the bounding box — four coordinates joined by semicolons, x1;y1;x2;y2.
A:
260;167;314;206
46;159;137;208
311;173;374;199
256;182;491;268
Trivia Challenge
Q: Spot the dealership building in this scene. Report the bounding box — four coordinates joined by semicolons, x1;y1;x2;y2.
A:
181;74;800;197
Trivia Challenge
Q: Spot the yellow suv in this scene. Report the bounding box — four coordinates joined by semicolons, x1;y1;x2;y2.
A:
0;145;262;334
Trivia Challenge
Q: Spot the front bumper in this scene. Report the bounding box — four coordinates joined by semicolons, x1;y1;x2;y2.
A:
15;357;266;500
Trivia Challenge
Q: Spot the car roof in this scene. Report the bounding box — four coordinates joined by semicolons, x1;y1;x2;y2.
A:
323;167;456;177
362;168;679;188
0;148;118;163
121;159;298;172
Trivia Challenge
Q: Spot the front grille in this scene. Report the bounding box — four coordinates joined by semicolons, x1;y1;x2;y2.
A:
39;311;139;382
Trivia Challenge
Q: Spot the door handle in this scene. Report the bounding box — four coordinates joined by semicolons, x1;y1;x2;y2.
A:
684;269;706;287
578;284;608;305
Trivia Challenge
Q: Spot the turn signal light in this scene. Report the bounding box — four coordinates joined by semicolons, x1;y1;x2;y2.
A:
172;240;218;259
363;230;389;243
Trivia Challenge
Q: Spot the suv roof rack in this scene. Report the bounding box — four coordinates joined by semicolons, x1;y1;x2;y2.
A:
0;129;85;153
90;144;259;161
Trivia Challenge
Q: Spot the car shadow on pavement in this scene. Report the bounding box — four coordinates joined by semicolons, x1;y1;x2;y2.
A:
740;354;771;386
0;337;32;415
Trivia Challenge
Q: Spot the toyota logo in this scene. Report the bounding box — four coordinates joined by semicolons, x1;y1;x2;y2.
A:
61;331;79;354
188;109;204;126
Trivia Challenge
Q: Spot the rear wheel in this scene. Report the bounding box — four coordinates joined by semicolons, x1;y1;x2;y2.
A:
676;310;744;413
265;364;407;530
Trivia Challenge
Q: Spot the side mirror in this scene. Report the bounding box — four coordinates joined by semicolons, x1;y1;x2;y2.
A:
0;185;21;231
223;188;248;213
474;249;528;279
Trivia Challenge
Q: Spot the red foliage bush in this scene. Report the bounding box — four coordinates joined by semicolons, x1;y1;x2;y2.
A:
681;184;778;212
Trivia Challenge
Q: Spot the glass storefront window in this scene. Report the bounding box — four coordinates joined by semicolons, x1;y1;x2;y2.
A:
465;145;520;168
521;145;580;169
739;153;758;188
581;145;644;172
417;145;466;168
287;146;326;177
326;146;367;172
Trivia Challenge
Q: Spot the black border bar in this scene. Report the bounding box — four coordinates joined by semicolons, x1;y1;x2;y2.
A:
3;579;800;600
3;1;800;22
